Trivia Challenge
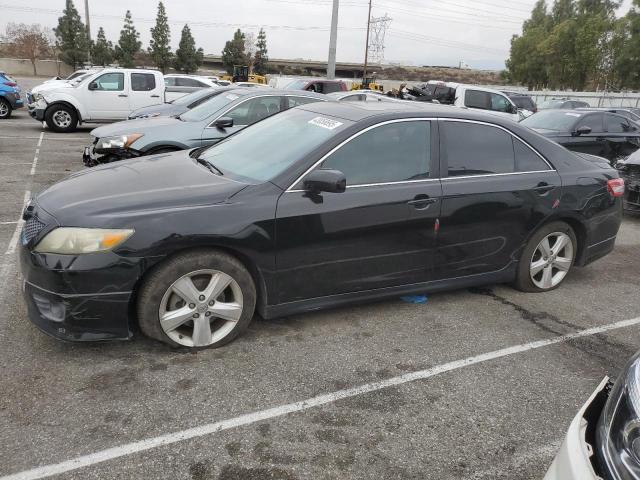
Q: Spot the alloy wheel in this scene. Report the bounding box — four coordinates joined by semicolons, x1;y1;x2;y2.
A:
159;269;243;347
0;102;8;117
52;110;72;128
529;232;573;289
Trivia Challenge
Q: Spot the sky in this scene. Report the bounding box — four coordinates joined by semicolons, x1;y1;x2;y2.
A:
0;0;634;71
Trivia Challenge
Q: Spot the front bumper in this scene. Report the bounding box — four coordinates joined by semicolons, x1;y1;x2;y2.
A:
19;217;146;341
544;377;609;480
83;144;138;167
623;181;640;213
28;106;45;121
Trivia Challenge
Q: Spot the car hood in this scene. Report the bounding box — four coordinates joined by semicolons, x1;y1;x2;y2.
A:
91;116;190;139
32;81;75;95
35;150;248;225
129;103;186;119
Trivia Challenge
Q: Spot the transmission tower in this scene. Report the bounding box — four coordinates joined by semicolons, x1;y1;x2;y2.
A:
368;14;391;66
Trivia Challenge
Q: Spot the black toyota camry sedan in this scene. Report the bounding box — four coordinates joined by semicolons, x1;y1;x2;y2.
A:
20;102;624;349
521;109;640;162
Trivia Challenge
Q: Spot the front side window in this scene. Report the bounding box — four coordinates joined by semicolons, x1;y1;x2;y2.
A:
577;113;603;133
490;93;512;113
131;73;156;91
442;122;514;176
164;77;176;86
320;121;431;185
226;96;282;126
92;73;124;91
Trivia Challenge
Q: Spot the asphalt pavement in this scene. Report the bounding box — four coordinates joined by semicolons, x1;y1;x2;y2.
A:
1;77;639;480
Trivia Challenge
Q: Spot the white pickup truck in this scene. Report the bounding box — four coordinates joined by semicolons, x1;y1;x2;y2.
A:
28;68;165;132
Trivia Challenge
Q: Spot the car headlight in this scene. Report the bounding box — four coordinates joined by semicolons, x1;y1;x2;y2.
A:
597;352;640;478
34;227;134;254
95;134;144;151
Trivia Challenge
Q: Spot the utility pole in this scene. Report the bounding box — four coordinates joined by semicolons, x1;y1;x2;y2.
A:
84;0;92;64
362;0;372;82
327;0;339;79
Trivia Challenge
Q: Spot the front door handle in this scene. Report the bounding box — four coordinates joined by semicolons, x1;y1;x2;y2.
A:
408;196;437;210
118;94;128;98
151;94;160;98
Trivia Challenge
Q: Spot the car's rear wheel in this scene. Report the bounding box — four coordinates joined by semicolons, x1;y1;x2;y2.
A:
45;104;78;132
515;221;577;292
0;98;12;119
137;250;256;348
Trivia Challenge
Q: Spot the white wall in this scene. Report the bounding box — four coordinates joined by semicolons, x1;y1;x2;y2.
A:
0;58;73;78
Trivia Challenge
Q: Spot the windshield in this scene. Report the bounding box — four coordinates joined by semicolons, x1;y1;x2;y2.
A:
71;73;92;85
173;88;217;106
66;71;85;80
521;110;580;131
179;91;243;122
539;99;565;109
286;79;309;90
198;108;353;182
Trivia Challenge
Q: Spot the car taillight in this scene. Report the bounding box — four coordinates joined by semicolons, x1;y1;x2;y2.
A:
608;178;625;197
3;81;17;87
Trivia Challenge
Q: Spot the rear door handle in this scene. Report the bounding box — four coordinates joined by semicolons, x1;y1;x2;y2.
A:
118;94;128;98
533;182;555;195
408;197;437;209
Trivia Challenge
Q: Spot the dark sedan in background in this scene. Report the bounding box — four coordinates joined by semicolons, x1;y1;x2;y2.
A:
521;109;640;162
127;87;232;119
83;89;327;166
22;102;623;349
539;98;591;110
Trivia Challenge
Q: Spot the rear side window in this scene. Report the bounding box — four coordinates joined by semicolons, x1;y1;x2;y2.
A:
131;73;156;91
442;122;514;176
323;82;343;94
321;121;431;185
605;114;632;133
464;90;490;110
287;96;321;108
513;138;549;172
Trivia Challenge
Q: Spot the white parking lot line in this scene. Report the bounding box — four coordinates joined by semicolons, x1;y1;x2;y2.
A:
29;133;43;176
2;315;639;480
4;190;30;256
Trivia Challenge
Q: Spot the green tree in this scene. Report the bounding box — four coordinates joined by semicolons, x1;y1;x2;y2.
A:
253;28;268;75
115;10;141;68
173;24;203;74
53;0;89;68
149;1;172;73
91;27;113;66
221;29;247;74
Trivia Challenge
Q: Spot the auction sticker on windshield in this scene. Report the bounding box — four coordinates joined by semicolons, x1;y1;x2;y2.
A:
308;117;344;130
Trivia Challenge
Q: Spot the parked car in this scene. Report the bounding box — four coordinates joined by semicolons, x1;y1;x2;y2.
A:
502;91;537;117
616;150;640;212
0;71;23;119
521;110;640;162
545;351;640;480
128;87;233;119
286;78;348;94
29;68;165;132
539;98;591;110
164;74;220;102
22;102;623;348
27;70;98;105
409;81;521;121
83;89;327;165
327;90;404;103
577;106;640;122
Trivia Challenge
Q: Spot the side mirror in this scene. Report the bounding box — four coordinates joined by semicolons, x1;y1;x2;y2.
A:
88;82;98;91
214;117;233;129
574;125;592;136
303;169;346;194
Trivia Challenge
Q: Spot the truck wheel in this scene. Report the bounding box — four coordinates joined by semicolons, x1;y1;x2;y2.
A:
45;104;78;132
137;250;256;349
514;221;577;293
0;98;11;119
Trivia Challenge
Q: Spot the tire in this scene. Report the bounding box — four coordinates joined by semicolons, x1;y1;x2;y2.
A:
137;250;256;348
0;98;12;119
45;104;78;132
515;221;577;293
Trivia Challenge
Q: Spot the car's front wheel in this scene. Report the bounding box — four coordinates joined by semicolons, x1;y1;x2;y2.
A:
137;250;256;348
45;104;78;132
0;98;12;119
515;221;577;292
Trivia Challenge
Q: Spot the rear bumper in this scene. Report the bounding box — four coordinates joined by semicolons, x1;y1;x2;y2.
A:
544;378;609;480
3;92;23;109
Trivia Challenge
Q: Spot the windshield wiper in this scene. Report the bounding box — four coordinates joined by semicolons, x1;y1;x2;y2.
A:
196;157;223;175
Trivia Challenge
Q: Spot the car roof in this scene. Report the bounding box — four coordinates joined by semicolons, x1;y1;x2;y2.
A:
223;88;328;100
576;107;632;112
